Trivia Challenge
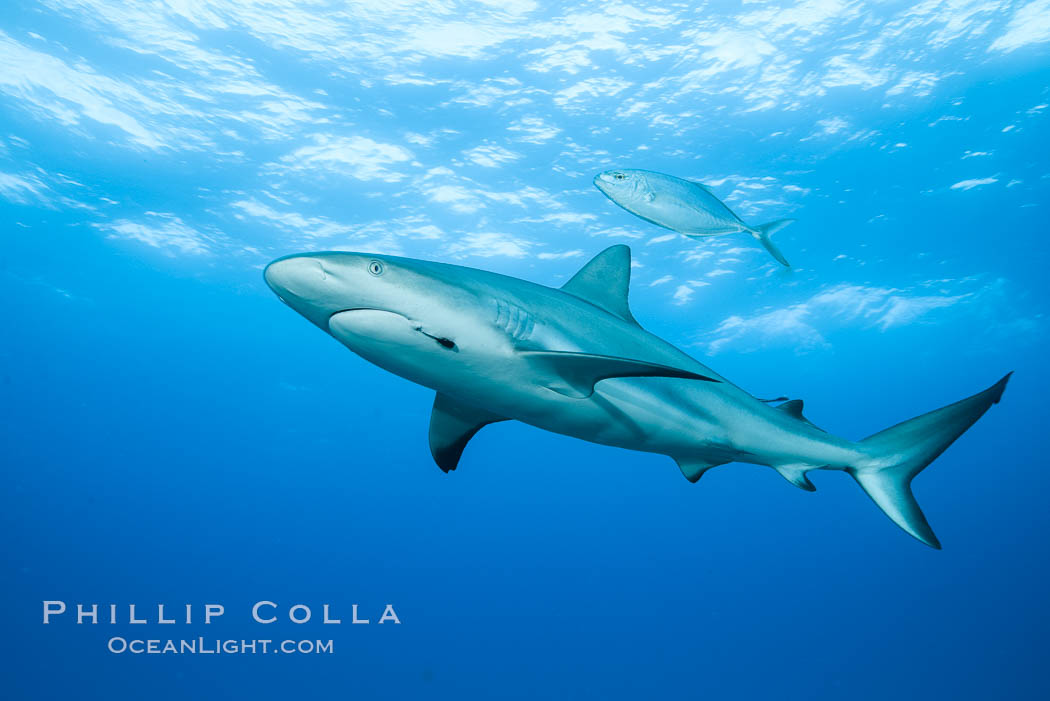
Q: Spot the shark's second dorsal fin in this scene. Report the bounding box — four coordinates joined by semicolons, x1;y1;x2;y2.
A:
561;245;639;326
777;399;826;433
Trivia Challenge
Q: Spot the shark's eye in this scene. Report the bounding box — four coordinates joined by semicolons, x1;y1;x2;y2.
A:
368;260;384;276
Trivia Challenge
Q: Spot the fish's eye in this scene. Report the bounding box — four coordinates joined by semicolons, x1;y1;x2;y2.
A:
368;260;384;276
614;173;625;180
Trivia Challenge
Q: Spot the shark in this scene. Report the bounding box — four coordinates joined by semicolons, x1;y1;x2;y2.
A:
594;168;795;267
264;245;1010;549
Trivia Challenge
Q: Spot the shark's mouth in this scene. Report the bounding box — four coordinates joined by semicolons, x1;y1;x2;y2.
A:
328;308;457;351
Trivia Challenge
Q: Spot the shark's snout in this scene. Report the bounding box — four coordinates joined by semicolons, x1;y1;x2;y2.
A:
264;255;327;299
264;254;346;329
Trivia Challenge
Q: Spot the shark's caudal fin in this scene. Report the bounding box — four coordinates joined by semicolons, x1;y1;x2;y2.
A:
750;219;794;267
849;373;1012;549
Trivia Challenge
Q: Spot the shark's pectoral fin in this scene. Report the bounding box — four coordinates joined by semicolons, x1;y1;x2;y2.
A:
521;350;720;399
429;393;508;473
773;463;817;491
675;457;728;483
776;399;825;432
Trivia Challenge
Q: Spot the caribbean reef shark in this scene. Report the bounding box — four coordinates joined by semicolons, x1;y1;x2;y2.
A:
594;168;795;266
265;245;1009;548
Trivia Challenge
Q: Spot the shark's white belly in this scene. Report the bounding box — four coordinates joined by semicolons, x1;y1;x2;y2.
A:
434;365;853;468
327;284;860;470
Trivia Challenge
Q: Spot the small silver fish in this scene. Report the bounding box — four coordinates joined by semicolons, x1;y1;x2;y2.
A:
594;168;795;266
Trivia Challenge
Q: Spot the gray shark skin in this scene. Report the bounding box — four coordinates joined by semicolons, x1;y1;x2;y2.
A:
594;168;795;266
265;245;1010;549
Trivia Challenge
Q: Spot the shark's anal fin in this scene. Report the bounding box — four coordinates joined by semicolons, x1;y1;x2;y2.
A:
777;399;825;433
521;350;720;399
429;393;508;473
774;464;817;491
675;457;728;483
561;245;639;326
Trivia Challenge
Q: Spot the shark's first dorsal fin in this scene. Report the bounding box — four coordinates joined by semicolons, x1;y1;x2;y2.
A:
777;399;825;433
429;393;508;473
561;245;639;326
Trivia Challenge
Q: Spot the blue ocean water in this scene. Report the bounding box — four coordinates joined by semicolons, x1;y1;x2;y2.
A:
2;2;1048;699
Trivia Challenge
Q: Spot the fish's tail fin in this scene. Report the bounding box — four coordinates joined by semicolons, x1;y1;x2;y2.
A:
751;219;794;267
848;373;1012;549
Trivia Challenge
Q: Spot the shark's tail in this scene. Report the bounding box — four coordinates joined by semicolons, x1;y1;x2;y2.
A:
750;219;794;267
848;373;1012;549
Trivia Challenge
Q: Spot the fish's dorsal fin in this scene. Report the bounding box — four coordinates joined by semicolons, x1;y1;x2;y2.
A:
777;399;826;433
561;245;639;326
429;393;508;473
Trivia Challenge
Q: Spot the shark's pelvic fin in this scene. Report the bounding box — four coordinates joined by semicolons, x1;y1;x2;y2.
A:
429;393;508;473
675;457;728;483
750;219;794;267
561;245;639;326
776;399;826;433
521;350;719;399
774;463;817;491
848;372;1012;549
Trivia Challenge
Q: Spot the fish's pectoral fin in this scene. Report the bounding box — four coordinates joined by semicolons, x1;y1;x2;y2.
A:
776;399;826;432
773;463;817;491
429;393;509;473
521;350;720;399
674;457;728;483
